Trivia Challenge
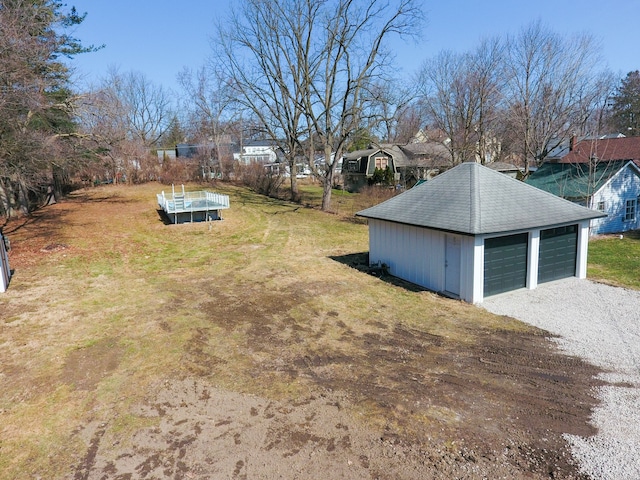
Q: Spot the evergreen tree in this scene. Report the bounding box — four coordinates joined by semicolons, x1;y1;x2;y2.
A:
369;166;395;186
348;128;377;152
161;116;187;148
0;1;99;216
608;71;640;136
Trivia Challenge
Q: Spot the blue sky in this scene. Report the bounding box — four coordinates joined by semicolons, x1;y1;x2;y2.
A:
66;0;639;93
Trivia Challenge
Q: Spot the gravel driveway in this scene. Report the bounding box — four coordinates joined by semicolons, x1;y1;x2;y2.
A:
483;278;640;479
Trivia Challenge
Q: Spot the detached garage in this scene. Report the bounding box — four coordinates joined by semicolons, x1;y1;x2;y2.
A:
356;162;605;303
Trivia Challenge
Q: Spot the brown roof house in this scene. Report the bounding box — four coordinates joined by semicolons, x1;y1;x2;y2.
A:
558;136;640;168
356;162;605;303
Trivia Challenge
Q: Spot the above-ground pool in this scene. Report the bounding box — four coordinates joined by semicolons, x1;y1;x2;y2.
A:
157;186;230;224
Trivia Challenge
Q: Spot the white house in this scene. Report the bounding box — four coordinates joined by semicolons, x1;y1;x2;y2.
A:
234;140;281;165
590;161;640;234
356;162;605;303
527;160;640;235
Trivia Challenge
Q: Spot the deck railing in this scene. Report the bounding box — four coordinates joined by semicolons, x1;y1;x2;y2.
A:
157;186;230;214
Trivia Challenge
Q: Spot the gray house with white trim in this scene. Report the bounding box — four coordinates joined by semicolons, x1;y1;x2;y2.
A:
356;162;606;303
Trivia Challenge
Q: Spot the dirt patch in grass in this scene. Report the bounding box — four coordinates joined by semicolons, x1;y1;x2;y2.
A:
62;338;125;391
0;183;602;479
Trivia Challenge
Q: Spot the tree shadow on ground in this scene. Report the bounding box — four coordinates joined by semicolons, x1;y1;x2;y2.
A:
329;252;432;294
2;206;68;238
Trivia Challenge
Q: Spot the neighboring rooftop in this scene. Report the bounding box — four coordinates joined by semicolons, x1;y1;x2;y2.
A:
559;136;640;167
545;134;629;161
342;142;452;169
526;160;634;200
356;162;605;235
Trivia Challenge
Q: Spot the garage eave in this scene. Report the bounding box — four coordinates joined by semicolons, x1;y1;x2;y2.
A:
356;162;606;235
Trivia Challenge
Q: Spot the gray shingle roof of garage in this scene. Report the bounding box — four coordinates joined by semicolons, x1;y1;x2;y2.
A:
356;162;606;235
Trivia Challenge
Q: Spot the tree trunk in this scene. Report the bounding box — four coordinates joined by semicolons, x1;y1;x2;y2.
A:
289;160;299;202
16;178;30;216
0;177;31;217
0;179;10;218
321;149;336;212
321;170;333;212
51;165;67;204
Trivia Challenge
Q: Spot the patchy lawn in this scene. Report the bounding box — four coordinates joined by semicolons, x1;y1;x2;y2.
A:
0;183;600;479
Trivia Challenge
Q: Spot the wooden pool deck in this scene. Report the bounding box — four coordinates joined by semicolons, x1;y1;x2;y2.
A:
157;186;230;224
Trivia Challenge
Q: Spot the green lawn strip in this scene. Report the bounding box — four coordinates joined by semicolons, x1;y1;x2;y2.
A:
588;231;640;289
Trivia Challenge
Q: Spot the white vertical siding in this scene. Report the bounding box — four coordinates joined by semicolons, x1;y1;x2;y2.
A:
368;219;446;293
591;164;640;235
369;220;482;301
576;221;590;278
459;235;482;303
368;219;593;304
527;230;540;290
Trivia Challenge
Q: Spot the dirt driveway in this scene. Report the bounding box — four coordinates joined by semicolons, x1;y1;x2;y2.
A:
483;278;640;479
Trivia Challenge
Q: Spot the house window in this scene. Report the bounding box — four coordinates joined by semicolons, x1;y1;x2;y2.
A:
245;155;270;163
375;157;388;170
596;201;606;212
624;199;636;221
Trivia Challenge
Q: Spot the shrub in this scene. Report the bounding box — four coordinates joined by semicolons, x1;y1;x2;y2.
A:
237;163;285;197
159;158;200;185
369;166;395;186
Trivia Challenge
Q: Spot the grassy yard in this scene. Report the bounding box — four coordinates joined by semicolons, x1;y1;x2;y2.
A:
0;182;603;479
296;182;399;216
588;230;640;289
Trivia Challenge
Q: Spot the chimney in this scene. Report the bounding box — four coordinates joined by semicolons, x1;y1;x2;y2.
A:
569;135;576;151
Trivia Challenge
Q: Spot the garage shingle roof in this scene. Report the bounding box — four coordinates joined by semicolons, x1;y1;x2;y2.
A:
356;162;605;235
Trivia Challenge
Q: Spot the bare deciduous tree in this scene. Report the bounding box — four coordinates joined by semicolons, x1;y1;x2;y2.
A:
78;69;174;184
217;0;321;201
418;50;476;165
470;38;504;164
503;21;609;175
304;0;422;210
389;103;423;144
178;65;235;180
76;86;131;183
217;0;422;209
366;80;418;144
417;37;503;165
105;69;174;148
